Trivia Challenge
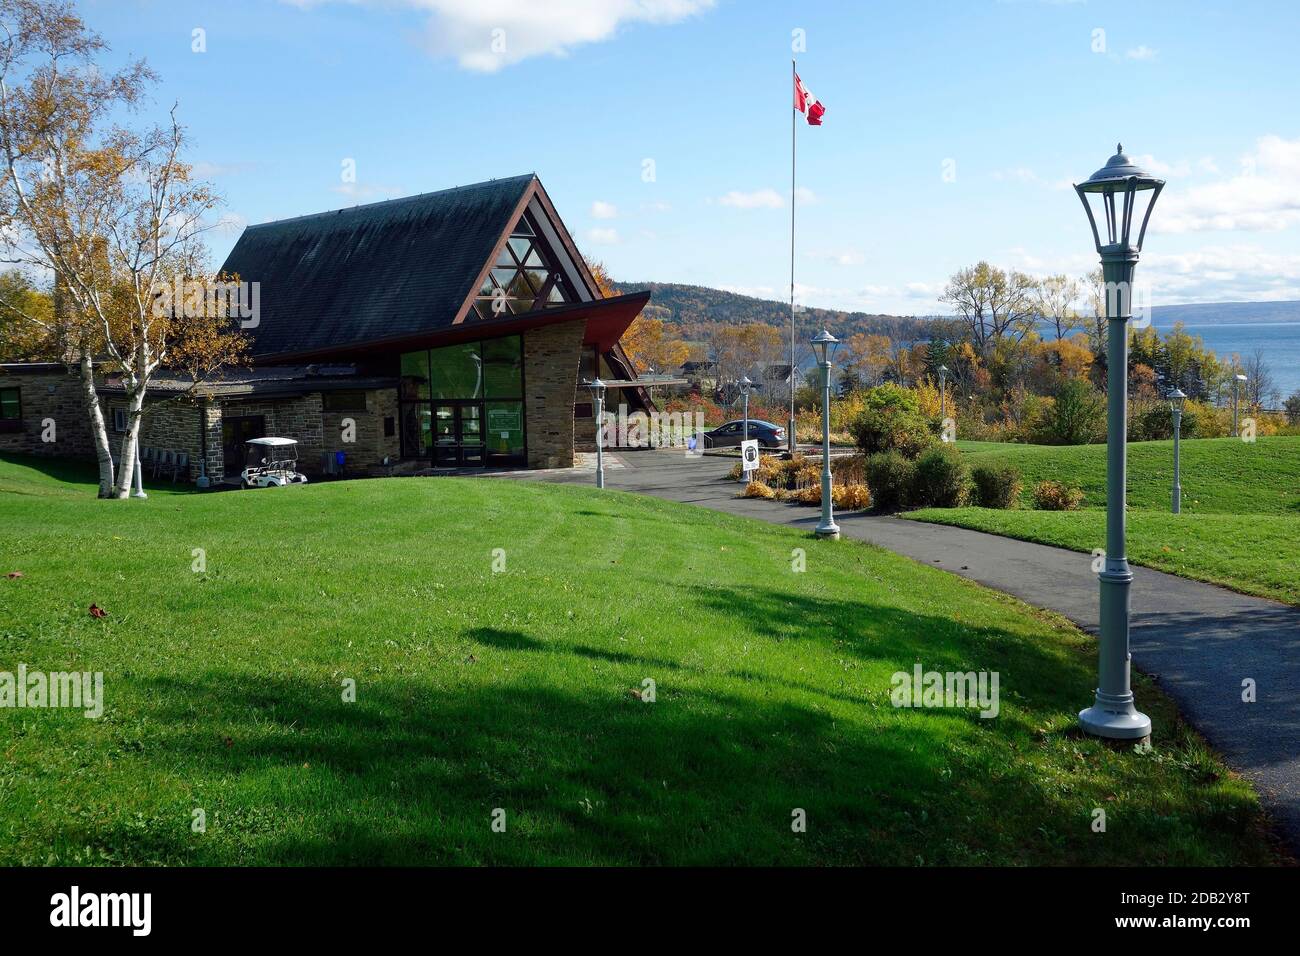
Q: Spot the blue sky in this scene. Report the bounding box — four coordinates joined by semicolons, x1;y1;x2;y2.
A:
93;0;1300;315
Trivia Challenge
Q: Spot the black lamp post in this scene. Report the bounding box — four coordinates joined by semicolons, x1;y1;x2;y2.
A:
1074;144;1164;742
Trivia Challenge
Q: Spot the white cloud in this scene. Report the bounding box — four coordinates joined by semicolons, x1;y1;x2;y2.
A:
641;200;672;213
1155;135;1300;233
717;188;783;209
1146;244;1300;302
587;227;619;245
590;200;617;219
795;186;818;206
293;0;716;72
1130;154;1191;178
1126;45;1158;61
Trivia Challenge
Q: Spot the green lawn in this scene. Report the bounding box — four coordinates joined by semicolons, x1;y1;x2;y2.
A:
954;436;1300;515
0;453;1281;865
908;438;1300;605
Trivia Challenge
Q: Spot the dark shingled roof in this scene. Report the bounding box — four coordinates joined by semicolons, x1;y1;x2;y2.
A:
220;174;536;360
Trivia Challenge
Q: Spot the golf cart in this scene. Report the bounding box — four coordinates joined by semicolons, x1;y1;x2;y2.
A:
240;437;309;488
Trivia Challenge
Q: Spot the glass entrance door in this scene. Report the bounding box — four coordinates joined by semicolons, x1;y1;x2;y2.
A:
458;404;484;466
432;402;485;466
433;404;457;465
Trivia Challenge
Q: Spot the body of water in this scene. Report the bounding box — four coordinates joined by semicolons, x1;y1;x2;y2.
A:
1153;321;1300;404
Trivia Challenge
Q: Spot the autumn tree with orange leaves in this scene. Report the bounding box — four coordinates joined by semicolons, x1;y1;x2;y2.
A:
0;0;245;497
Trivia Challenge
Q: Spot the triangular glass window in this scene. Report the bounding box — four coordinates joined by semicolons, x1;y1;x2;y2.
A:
507;237;532;262
474;211;575;319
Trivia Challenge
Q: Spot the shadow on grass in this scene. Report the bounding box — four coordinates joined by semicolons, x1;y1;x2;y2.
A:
47;659;1265;867
26;585;1273;866
0;451;195;497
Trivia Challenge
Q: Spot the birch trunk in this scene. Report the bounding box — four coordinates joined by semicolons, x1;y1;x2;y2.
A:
113;386;146;499
77;350;117;498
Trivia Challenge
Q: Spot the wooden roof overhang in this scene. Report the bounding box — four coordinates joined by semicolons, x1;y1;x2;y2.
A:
248;291;650;365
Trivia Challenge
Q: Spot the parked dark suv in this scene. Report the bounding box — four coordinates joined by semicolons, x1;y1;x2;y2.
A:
703;419;786;449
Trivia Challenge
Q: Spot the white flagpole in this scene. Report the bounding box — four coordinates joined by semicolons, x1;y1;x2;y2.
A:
788;58;797;455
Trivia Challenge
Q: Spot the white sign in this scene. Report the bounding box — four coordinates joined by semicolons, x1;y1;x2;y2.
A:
740;439;760;473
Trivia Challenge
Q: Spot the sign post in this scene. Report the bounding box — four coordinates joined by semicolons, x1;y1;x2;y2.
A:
740;439;760;484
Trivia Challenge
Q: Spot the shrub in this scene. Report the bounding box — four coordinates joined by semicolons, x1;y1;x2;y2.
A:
864;451;915;512
911;445;971;508
1030;380;1105;445
1129;401;1175;441
739;479;776;500
1286;390;1300;426
1183;399;1226;439
728;453;784;484
849;383;938;458
834;483;872;511
830;453;867;485
970;464;1022;509
1032;479;1084;511
793;459;822;489
792;483;822;505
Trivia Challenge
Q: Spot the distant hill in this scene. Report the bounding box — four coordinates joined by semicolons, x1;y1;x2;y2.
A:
1151;300;1300;327
613;281;943;344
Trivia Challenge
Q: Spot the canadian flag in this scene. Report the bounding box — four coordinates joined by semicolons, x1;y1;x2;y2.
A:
793;72;825;126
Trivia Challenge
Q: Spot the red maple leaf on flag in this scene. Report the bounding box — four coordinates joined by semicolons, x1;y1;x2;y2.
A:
794;72;825;126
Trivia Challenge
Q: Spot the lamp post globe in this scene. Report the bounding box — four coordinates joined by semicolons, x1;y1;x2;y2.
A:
811;330;840;540
587;378;607;489
1074;144;1164;742
1169;388;1187;515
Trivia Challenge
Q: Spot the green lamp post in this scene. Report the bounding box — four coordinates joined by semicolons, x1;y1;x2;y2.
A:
938;364;949;434
811;330;840;540
587;378;607;489
1169;388;1186;514
1074;144;1164;741
1232;373;1248;436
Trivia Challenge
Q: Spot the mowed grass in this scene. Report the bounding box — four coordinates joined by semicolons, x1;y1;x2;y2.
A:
910;438;1300;605
0;454;1281;866
953;436;1300;515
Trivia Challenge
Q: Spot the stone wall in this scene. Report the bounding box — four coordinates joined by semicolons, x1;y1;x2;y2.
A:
0;367;96;459
523;320;585;468
319;388;400;477
220;394;325;479
102;395;205;482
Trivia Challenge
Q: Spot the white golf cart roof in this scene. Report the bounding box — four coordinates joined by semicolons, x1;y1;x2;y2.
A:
246;437;298;447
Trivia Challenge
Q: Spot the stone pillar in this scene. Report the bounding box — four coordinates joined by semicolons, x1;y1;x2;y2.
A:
523;320;586;469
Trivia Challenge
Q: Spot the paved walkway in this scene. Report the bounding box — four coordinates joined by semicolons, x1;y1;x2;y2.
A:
508;448;1299;853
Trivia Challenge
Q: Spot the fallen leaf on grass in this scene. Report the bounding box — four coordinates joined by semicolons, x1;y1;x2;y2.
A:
6;571;22;579
88;604;107;618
